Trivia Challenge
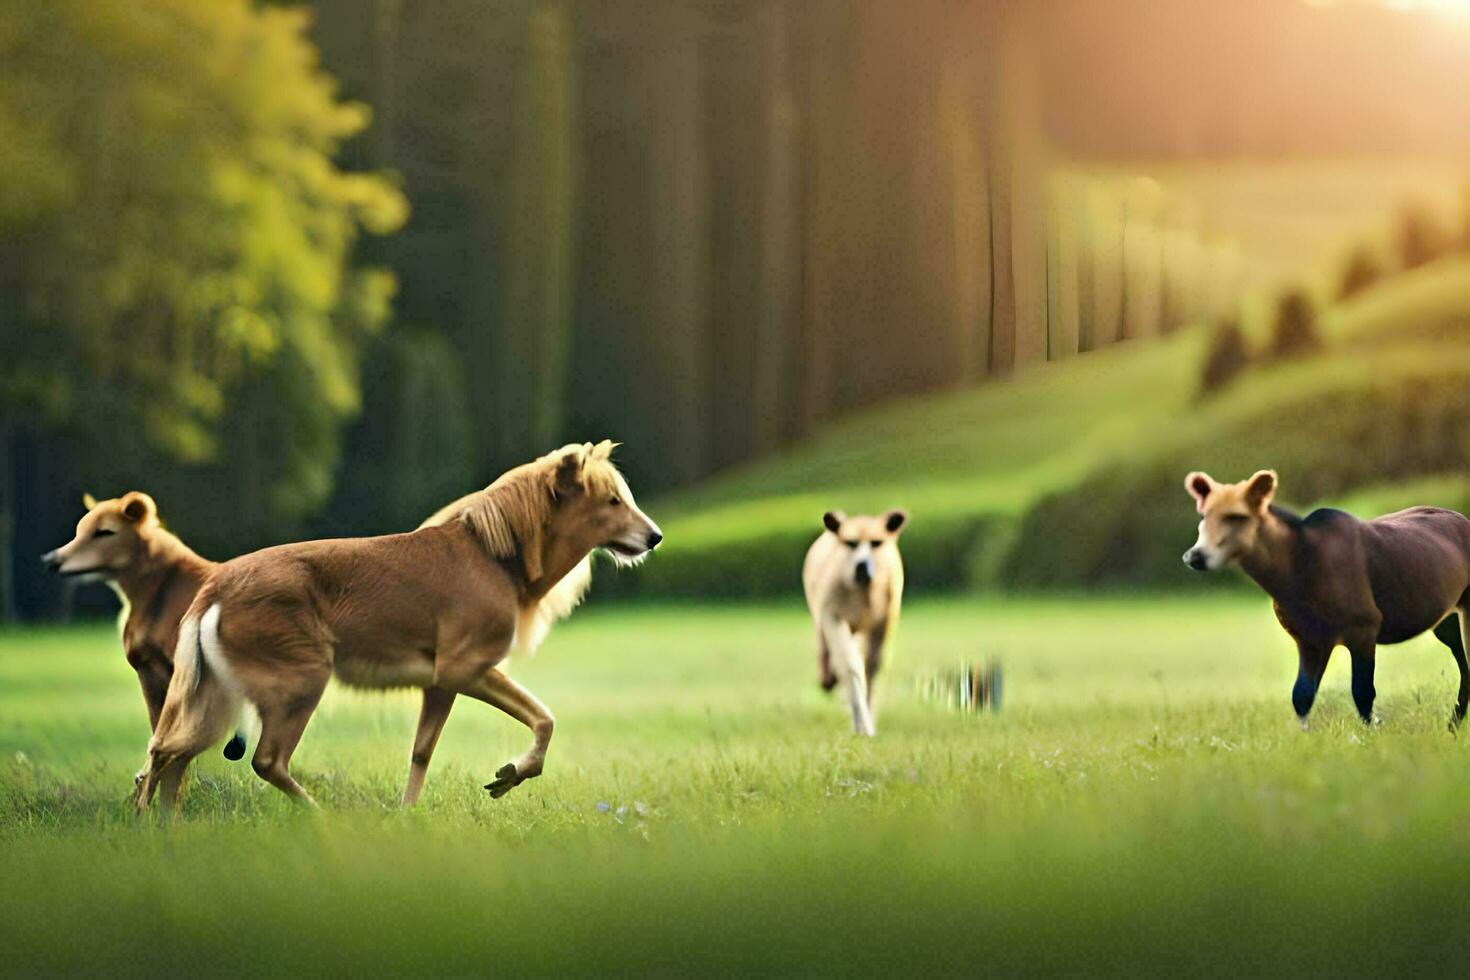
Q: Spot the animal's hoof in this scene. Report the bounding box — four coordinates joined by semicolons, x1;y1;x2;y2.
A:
484;763;519;799
222;732;246;761
1298;718;1310;733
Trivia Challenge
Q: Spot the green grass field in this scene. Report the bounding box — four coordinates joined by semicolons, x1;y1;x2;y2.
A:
6;597;1470;974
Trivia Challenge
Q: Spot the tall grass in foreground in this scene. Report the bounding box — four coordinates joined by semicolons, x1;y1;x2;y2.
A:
3;598;1469;973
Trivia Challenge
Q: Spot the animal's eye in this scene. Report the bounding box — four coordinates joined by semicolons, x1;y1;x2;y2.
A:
870;540;883;548
608;497;621;507
843;539;859;549
93;529;116;538
1224;514;1250;525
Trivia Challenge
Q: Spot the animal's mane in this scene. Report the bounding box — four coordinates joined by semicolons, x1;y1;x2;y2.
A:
453;443;621;564
1268;503;1302;528
417;442;622;654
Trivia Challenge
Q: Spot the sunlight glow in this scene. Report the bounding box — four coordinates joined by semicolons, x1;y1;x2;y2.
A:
1305;0;1470;13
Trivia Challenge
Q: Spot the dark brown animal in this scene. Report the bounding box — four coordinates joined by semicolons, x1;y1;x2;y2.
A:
1183;470;1470;728
41;492;246;760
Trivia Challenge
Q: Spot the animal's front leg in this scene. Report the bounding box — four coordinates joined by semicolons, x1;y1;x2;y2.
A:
823;618;875;736
1292;641;1331;729
135;659;170;732
402;686;456;806
448;667;555;798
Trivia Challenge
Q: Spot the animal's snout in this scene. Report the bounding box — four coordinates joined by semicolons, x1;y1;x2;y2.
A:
40;550;60;572
647;530;663;550
854;559;873;586
1183;548;1208;571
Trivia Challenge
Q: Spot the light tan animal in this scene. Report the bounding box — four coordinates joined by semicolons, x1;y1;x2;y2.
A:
803;509;907;736
41;492;247;761
134;441;661;812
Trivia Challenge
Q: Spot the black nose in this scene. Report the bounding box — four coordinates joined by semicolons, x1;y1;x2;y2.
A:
854;561;872;585
647;530;663;549
40;550;60;571
1183;550;1207;571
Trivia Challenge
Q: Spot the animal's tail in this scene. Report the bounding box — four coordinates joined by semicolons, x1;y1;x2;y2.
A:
223;730;246;760
188;606;247;759
135;601;236;811
139;601;243;804
172;606;206;695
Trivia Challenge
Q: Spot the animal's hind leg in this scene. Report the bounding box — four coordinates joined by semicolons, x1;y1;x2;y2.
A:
1346;632;1378;726
136;669;238;813
816;628;837;692
1438;610;1470;729
250;671;329;808
152;752;201;813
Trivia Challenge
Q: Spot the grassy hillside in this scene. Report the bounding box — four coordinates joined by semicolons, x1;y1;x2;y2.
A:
627;257;1470;596
8;599;1470;973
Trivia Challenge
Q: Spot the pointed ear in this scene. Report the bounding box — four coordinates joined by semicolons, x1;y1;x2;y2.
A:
1245;469;1277;512
555;445;589;495
120;491;157;524
822;511;846;534
591;439;619;461
884;509;908;534
1185;472;1216;514
81;492;98;511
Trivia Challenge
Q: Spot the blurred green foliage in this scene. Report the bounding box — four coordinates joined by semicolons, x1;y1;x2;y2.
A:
0;0;404;604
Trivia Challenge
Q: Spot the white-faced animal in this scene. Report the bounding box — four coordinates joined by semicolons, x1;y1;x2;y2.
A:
803;509;907;736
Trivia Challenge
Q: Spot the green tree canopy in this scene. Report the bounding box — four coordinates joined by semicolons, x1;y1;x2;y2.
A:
0;0;406;613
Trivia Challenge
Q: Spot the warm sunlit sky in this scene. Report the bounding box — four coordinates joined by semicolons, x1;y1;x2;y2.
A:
1306;0;1470;12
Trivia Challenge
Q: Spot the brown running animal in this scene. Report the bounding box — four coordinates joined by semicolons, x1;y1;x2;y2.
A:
135;441;661;812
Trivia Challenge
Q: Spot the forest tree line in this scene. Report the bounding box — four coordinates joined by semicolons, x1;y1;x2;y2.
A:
5;0;1468;619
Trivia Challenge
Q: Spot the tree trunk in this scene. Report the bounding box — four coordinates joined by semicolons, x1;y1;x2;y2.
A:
751;0;799;453
505;0;577;452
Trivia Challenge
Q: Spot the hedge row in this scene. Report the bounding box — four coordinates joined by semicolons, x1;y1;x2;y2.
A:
1001;349;1470;589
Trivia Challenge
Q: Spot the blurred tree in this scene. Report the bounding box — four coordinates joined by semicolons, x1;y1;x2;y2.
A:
1337;244;1382;301
1267;289;1320;360
1198;318;1250;397
0;0;405;618
1398;204;1445;271
321;329;475;536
